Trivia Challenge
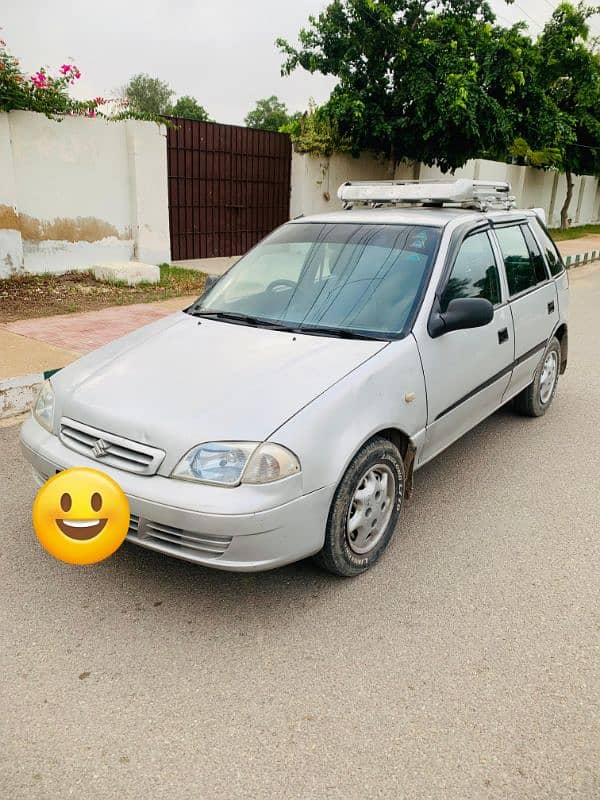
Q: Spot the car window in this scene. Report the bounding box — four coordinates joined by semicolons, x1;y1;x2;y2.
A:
529;218;565;277
522;225;550;283
495;225;540;296
440;231;501;312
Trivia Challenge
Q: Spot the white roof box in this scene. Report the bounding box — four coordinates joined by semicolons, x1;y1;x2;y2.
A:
338;179;516;211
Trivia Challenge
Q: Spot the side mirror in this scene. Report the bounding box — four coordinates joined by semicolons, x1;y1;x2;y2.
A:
429;297;494;338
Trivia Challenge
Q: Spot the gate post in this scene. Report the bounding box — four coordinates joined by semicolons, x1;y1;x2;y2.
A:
126;120;171;264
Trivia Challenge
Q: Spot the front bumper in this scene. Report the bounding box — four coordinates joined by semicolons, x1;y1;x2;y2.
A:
20;416;333;572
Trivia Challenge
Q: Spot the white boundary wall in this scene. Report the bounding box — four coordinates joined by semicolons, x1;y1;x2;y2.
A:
291;152;392;218
0;111;170;278
291;152;600;228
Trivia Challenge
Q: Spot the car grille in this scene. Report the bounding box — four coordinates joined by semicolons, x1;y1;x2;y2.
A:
127;514;232;560
59;418;165;476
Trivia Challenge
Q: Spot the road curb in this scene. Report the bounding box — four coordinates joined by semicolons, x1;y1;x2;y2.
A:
0;368;61;421
564;250;600;268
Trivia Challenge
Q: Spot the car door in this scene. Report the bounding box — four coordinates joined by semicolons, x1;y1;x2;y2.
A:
491;222;560;399
414;225;514;466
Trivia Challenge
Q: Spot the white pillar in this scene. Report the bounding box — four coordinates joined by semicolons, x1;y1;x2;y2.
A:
0;113;24;277
125;120;171;264
575;176;587;224
593;180;600;222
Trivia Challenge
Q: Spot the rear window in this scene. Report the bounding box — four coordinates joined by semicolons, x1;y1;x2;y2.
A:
495;225;539;296
529;218;565;277
522;225;550;283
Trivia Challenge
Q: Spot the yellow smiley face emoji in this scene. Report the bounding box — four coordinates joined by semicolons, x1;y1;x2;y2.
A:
32;468;130;565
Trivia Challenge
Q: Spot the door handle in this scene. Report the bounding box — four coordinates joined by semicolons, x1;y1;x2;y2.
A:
498;328;509;344
548;301;555;314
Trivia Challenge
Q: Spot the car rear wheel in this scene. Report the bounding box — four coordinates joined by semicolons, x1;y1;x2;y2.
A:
315;437;405;577
514;337;561;418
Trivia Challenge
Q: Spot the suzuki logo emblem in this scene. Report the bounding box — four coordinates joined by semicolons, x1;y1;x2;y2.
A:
92;439;110;459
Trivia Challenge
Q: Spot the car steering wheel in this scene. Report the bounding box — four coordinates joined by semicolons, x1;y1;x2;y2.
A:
266;279;297;293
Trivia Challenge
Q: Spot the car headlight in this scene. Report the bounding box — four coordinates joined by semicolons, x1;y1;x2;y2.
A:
171;442;301;486
33;379;55;433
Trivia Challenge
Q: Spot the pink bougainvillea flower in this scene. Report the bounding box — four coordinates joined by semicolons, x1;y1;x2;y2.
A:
30;71;48;88
60;63;81;81
93;96;106;105
87;108;97;118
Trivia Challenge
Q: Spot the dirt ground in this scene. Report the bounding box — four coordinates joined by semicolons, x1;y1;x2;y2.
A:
0;266;206;324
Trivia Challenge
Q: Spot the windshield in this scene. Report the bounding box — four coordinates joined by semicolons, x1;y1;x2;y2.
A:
189;222;441;339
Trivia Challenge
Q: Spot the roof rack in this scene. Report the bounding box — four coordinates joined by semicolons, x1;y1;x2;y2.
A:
337;179;517;212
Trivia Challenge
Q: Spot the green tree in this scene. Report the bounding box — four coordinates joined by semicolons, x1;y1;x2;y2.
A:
171;95;212;121
531;3;600;228
278;0;530;171
245;95;294;131
281;100;352;156
123;73;174;116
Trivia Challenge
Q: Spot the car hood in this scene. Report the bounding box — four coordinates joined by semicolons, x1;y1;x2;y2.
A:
53;313;386;471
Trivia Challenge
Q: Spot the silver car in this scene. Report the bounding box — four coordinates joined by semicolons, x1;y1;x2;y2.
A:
21;181;569;576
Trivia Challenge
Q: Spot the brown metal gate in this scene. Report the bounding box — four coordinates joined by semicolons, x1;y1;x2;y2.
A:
167;119;292;261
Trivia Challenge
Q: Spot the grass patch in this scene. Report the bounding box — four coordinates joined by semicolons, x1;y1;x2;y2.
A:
549;224;600;241
0;264;207;324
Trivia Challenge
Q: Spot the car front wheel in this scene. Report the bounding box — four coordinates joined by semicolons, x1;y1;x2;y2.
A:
315;437;405;577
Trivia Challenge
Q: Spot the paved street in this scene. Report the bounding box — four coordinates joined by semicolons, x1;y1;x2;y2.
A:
1;263;599;800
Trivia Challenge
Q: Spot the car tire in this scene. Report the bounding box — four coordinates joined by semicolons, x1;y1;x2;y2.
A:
514;337;561;418
314;437;405;577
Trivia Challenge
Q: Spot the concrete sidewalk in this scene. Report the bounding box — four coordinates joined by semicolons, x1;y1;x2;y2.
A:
557;234;600;266
556;234;600;256
0;329;78;382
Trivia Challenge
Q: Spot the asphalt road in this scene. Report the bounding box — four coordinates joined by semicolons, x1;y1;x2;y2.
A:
1;264;599;800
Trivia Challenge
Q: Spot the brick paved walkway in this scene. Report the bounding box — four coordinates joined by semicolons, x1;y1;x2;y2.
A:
4;296;197;355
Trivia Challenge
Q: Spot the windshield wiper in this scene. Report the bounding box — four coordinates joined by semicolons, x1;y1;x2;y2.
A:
188;310;388;340
297;325;389;341
188;309;298;331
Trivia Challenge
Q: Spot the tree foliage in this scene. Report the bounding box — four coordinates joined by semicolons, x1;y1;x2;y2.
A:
278;0;537;171
245;95;295;131
123;73;175;116
532;3;600;226
278;1;600;188
171;95;212;121
281;100;352;156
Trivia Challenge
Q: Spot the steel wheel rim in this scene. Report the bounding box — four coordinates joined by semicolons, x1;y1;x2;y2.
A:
346;463;396;555
539;351;558;404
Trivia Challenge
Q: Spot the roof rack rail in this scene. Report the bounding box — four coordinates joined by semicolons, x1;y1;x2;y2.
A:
337;179;517;212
